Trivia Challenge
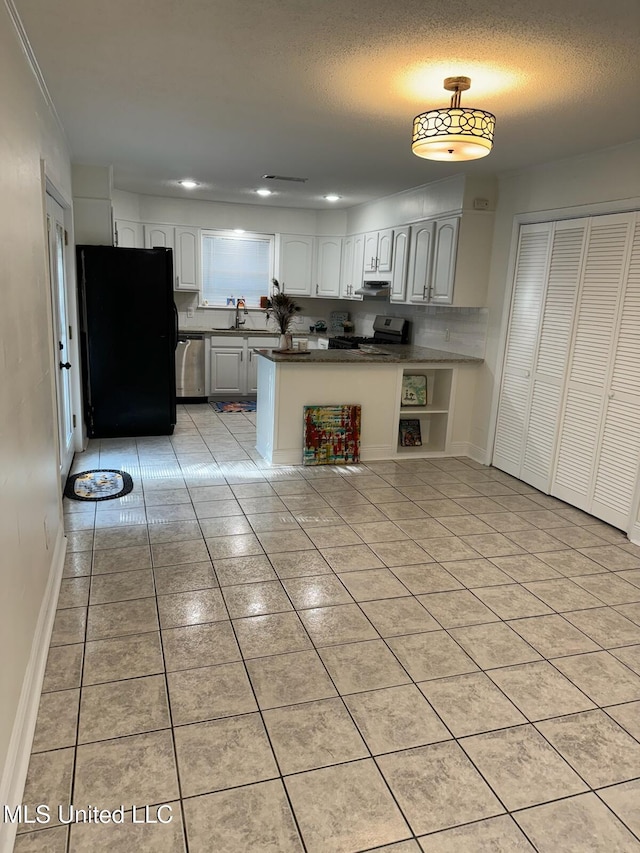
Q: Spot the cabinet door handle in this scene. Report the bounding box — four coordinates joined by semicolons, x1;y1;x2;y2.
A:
249;351;253;361
316;284;319;294
240;351;243;362
608;391;614;399
176;276;180;288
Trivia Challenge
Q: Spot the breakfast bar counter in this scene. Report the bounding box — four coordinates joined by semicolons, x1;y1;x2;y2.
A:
254;346;483;465
255;344;482;365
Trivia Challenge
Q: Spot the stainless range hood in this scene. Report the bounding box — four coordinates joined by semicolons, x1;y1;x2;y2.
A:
354;280;391;297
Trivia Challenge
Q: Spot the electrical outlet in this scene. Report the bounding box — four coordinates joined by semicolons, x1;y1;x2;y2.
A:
187;307;195;318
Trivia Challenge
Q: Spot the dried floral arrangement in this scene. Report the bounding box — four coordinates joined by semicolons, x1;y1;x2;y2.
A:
265;279;302;333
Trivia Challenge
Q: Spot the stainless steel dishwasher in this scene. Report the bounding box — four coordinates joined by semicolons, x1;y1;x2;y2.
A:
176;333;206;399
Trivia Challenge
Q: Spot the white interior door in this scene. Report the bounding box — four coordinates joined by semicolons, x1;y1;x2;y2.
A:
46;193;75;479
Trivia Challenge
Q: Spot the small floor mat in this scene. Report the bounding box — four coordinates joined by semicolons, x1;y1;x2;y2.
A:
211;400;257;413
64;469;134;502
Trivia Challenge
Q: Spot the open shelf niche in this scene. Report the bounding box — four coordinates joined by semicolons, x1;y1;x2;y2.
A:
397;367;453;454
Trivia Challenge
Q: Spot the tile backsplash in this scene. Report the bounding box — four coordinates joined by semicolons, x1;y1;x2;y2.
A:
176;292;487;357
349;303;488;357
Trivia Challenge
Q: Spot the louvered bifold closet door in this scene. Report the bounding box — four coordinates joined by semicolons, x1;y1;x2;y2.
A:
520;220;587;491
591;214;640;528
493;223;551;477
553;212;635;512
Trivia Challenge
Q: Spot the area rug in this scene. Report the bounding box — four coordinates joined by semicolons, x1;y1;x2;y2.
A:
211;401;257;413
64;469;134;502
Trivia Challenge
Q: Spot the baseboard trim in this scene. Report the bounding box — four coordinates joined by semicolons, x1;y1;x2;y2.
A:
0;527;66;853
629;521;640;547
447;442;489;464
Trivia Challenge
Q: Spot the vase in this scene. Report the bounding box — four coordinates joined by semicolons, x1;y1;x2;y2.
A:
279;332;293;351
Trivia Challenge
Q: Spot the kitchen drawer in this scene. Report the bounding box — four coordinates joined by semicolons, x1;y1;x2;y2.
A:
247;336;279;347
209;335;245;346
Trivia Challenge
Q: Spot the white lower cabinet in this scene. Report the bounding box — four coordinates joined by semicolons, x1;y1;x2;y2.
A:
210;336;279;395
210;348;244;394
494;211;640;534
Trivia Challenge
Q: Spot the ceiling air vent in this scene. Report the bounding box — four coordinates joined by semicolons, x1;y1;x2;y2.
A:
262;174;308;183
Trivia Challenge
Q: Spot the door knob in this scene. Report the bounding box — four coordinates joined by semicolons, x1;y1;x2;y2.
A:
59;361;71;370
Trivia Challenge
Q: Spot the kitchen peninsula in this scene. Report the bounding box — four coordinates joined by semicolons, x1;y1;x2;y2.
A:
255;345;482;465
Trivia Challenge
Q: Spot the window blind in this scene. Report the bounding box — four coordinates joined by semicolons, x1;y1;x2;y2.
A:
201;232;272;307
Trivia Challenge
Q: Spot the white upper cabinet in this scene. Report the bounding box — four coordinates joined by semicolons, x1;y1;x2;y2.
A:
377;229;393;272
339;234;364;300
174;227;201;291
340;236;354;299
390;227;410;303
404;213;491;307
408;221;435;302
114;220;143;248
364;228;394;273
430;217;459;304
314;236;342;298
144;224;175;251
364;233;378;273
277;234;314;296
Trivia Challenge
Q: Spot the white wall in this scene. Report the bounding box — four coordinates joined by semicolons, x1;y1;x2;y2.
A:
0;0;72;805
346;174;497;233
471;140;640;459
113;190;348;237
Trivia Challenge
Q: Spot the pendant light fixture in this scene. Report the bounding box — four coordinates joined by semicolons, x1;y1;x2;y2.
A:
412;76;496;161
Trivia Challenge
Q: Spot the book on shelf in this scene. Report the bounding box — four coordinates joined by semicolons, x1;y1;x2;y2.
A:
401;374;427;407
399;419;422;447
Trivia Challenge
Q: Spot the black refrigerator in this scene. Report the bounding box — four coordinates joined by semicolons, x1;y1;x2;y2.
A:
77;245;178;437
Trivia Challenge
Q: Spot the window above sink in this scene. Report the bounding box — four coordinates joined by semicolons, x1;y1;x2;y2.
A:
201;229;274;308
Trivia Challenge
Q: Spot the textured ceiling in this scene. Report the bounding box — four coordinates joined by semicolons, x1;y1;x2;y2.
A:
13;0;640;208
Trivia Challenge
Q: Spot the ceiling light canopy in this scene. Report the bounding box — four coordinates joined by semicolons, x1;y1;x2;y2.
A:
178;179;199;188
412;76;495;162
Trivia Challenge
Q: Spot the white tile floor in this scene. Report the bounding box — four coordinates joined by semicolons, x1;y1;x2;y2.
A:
14;403;640;851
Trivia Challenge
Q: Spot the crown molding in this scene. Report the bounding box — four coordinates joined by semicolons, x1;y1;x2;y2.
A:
4;0;68;142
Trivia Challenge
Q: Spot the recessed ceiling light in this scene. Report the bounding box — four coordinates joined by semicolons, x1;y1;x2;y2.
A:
324;194;341;202
178;179;199;189
233;228;245;234
256;188;272;197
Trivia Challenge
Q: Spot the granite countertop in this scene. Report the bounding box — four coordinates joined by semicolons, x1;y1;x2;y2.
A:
179;328;327;337
255;344;483;364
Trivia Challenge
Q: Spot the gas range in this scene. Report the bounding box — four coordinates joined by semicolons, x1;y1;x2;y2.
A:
328;316;409;350
329;335;379;350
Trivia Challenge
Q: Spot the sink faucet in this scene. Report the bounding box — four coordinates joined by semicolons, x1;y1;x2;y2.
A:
234;298;248;329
